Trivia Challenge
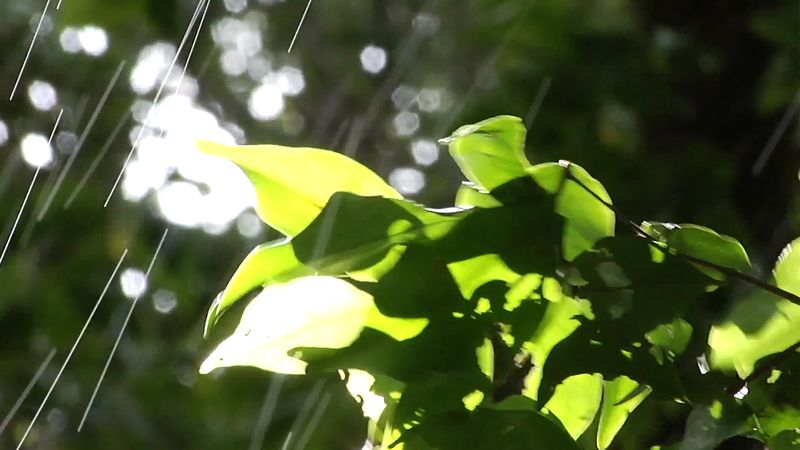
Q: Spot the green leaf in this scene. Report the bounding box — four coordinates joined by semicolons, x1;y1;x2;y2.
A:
199;276;427;375
543;373;603;440
204;239;310;337
646;319;693;363
597;376;651;449
678;399;750;450
197;141;401;237
447;254;519;302
522;294;592;401
440;115;530;191
758;407;800;438
661;224;751;279
528;162;615;261
710;237;800;376
454;182;502;209
204;193;463;335
769;429;800;450
398;408;581;450
476;338;495;382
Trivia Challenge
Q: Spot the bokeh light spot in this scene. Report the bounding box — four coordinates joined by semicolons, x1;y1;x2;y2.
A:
20;133;53;168
359;45;387;74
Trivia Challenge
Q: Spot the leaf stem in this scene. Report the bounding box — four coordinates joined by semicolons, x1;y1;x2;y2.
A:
561;164;800;307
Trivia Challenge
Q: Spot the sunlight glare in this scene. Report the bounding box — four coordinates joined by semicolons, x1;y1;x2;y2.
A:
27;80;57;111
20;133;53;168
0;119;8;146
78;25;109;56
359;45;387;74
120;268;147;299
130;43;177;95
248;82;284;121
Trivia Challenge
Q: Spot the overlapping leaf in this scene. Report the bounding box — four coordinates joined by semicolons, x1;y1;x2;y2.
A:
200;276;427;375
710;238;800;376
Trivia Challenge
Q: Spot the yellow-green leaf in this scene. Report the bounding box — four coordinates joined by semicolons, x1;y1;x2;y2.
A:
543;373;603;440
710;237;800;376
204;239;311;337
197;141;402;237
597;376;651;449
440;116;530;191
528;162;616;261
200;276;427;375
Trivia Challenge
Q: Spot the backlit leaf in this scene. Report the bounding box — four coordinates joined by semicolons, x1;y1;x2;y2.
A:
710;237;800;376
197;141;401;237
440;115;530;191
597;376;651;449
200;276;426;375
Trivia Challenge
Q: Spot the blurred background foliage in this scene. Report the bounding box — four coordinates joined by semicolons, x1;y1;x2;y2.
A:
0;0;797;449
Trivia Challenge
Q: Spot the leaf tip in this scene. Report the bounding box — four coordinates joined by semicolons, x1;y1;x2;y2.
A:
196;139;227;157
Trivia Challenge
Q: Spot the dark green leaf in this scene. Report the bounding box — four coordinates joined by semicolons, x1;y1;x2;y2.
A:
398;408;581;450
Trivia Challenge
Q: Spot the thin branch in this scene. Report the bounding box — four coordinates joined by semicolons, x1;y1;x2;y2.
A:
561;164;800;307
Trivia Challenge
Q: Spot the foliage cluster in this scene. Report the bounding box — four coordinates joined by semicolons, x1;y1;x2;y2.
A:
200;116;800;449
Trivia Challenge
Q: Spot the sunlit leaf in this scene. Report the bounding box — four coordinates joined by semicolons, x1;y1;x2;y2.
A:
440;115;530;191
204;193;463;335
476;338;495;382
199;276;427;375
447;254;519;302
454;182;502;209
543;373;603;440
597;376;651;449
758;407;800;438
646;319;693;363
522;294;592;401
204;239;310;337
710;237;800;376
661;224;751;279
197;141;401;236
528;162;615;261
